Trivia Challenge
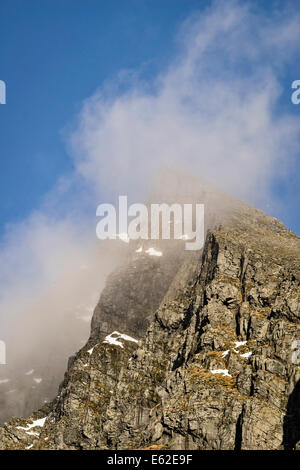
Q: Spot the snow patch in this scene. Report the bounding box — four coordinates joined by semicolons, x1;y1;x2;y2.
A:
33;378;42;384
16;417;47;432
210;369;232;377
221;350;229;358
234;341;247;348
103;331;138;349
145;247;163;257
25;369;34;376
240;351;252;358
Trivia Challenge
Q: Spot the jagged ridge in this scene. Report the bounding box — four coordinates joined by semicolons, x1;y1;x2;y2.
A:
0;182;299;450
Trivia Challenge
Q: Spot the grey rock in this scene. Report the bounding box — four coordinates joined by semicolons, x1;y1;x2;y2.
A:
0;180;299;450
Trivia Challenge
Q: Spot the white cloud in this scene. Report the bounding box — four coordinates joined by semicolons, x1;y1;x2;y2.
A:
69;0;300;208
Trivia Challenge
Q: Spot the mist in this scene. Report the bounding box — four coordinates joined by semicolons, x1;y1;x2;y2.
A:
0;0;299;421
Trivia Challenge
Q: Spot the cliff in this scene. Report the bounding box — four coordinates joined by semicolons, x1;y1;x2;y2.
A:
0;185;299;450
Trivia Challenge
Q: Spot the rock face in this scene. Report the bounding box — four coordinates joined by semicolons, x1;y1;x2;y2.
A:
89;242;185;345
0;189;299;450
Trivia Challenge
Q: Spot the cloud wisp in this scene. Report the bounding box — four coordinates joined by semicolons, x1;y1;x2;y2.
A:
70;0;300;207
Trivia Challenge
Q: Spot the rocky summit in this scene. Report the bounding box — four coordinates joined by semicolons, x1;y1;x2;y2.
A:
0;183;299;450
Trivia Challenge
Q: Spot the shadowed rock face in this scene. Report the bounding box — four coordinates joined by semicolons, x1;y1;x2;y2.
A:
89;244;185;345
283;380;300;449
0;180;299;450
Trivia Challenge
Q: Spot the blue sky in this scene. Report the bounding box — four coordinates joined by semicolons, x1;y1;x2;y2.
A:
0;0;208;230
0;0;299;236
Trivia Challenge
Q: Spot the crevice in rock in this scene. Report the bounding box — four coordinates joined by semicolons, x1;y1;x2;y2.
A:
194;316;209;355
234;409;243;450
283;379;300;450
